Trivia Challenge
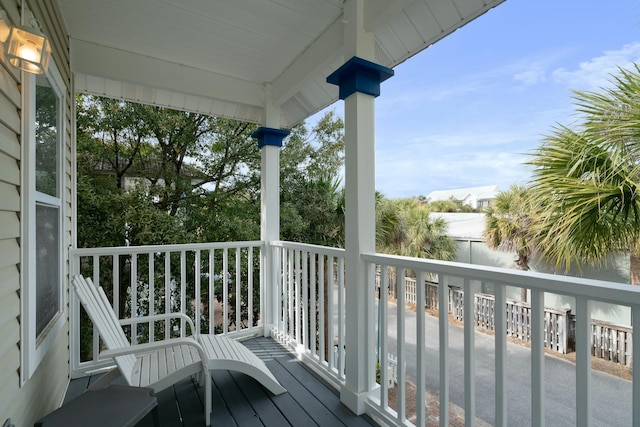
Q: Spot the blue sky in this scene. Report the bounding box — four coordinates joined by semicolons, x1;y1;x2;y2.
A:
314;1;640;199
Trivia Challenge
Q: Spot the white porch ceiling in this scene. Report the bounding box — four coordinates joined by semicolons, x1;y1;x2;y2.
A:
57;0;506;128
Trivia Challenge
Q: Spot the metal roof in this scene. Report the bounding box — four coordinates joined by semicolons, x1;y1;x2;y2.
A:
57;0;505;127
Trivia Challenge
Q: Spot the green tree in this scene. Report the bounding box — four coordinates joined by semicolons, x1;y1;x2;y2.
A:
77;95;152;190
280;110;345;247
76;96;348;336
484;185;535;301
428;197;461;212
376;197;456;260
528;64;640;271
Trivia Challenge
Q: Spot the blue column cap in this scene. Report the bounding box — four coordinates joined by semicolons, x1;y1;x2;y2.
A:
251;127;290;148
326;56;394;100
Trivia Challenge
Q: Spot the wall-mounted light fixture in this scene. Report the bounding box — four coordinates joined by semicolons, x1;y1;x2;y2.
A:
0;7;51;74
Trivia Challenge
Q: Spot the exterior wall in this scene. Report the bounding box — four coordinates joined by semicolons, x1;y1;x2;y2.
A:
452;238;632;326
0;1;72;426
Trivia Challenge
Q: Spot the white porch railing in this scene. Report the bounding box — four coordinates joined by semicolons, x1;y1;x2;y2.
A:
363;253;640;427
399;277;571;354
269;241;347;387
70;241;640;426
69;241;264;376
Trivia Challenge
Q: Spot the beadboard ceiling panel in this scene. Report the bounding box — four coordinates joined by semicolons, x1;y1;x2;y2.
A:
57;0;506;127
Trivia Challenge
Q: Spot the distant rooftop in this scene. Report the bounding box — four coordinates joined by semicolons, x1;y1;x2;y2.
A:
427;185;500;209
427;185;500;202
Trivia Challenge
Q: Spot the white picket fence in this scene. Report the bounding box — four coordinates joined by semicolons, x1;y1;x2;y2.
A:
591;320;633;366
381;273;633;362
449;288;570;353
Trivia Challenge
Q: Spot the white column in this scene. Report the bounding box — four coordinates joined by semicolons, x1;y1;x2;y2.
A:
341;88;376;413
256;84;287;336
329;0;393;414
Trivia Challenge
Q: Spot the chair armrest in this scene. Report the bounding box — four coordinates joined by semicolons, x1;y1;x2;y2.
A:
119;313;197;337
100;337;208;366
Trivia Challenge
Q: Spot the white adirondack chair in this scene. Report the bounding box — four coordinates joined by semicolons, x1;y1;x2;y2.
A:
72;275;286;427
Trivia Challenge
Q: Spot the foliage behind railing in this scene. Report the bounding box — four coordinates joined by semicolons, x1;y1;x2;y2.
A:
70;241;263;376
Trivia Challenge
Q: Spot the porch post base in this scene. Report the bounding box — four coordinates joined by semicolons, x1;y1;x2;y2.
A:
339;384;370;415
262;324;275;337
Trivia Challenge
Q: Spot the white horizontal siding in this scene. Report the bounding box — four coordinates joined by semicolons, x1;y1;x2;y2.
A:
0;1;72;426
0;152;19;185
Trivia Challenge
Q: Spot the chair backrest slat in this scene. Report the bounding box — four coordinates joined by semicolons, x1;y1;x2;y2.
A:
72;275;136;383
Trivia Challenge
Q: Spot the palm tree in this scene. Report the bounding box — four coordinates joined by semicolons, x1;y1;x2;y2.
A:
484;184;536;301
528;64;640;272
375;195;457;300
376;196;456;260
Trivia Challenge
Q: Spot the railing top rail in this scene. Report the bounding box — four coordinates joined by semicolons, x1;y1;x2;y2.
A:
70;240;264;256
363;252;640;307
270;240;345;258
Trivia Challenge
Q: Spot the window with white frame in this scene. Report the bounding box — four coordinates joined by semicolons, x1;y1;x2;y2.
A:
21;61;66;382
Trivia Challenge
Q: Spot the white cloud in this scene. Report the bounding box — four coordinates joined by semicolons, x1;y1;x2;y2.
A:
375;126;536;198
513;65;547;86
551;42;640;91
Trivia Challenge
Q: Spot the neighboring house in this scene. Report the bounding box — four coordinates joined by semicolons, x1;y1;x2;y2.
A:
427;185;500;209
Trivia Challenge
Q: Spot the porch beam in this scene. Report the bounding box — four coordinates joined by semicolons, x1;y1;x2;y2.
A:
328;0;393;415
71;39;264;110
271;19;343;106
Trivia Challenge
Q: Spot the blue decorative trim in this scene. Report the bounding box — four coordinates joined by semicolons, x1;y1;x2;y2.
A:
251;127;290;148
326;56;394;99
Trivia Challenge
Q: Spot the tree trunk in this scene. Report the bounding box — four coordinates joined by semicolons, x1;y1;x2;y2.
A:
516;252;529;303
631;254;640;285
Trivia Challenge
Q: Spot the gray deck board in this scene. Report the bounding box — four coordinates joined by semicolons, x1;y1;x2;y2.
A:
66;337;377;427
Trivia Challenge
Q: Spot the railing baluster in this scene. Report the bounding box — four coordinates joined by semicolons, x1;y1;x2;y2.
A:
397;269;406;423
149;252;155;342
310;252;317;357
287;248;294;339
576;296;592;426
277;246;284;335
112;254;119;316
328;256;335;371
302;250;309;350
379;264;389;409
531;288;545;427
277;247;283;335
295;249;301;344
438;274;449;427
236;247;241;331
209;249;215;334
319;254;325;364
248;246;254;329
164;251;170;338
463;277;475;427
338;257;345;377
180;250;186;337
195;249;201;337
495;283;507;425
131;253;138;344
92;255;100;364
223;248;229;335
416;270;426;426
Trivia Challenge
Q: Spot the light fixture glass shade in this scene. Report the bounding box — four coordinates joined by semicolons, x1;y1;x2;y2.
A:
6;24;50;74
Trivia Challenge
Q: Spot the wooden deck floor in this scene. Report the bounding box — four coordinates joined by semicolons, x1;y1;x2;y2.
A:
66;337;377;427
